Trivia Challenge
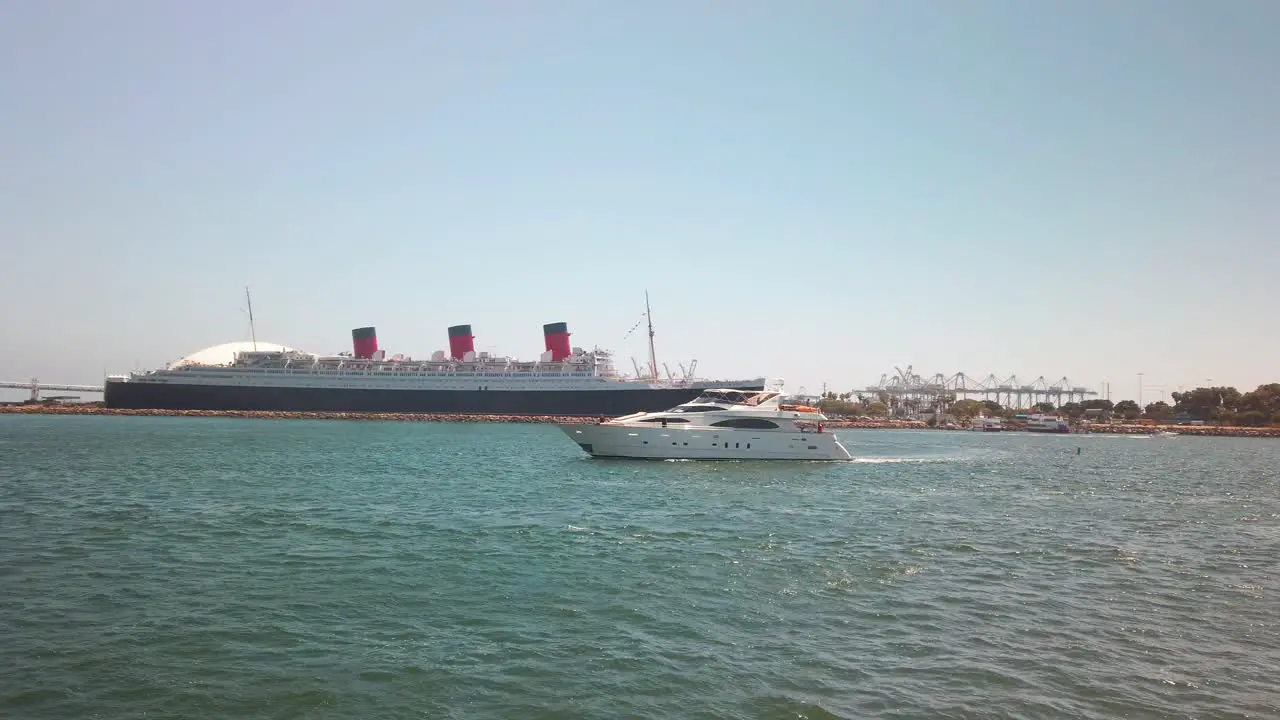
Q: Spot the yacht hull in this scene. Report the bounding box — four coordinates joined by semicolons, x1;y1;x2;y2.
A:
558;422;854;461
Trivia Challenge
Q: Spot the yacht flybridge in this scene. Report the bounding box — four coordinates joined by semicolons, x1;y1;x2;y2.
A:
557;389;854;460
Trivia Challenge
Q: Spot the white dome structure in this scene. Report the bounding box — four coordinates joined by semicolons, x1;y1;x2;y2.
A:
170;341;300;367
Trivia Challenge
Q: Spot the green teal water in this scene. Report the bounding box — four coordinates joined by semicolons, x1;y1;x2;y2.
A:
1;416;1276;719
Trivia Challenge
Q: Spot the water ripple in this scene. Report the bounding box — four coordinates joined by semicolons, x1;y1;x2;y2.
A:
1;416;1277;718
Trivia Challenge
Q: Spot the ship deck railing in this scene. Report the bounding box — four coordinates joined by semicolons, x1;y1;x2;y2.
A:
169;365;606;378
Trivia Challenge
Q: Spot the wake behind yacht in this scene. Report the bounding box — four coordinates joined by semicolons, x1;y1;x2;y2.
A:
557;389;854;460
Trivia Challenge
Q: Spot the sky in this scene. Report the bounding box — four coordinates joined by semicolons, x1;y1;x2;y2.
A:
1;0;1277;403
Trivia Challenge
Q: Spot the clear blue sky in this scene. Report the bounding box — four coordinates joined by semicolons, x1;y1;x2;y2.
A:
2;0;1276;403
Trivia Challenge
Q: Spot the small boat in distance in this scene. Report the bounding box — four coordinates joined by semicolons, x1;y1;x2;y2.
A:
1024;413;1071;434
971;416;1003;432
557;389;854;460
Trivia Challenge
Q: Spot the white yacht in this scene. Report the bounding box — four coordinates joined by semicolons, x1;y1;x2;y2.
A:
556;389;854;460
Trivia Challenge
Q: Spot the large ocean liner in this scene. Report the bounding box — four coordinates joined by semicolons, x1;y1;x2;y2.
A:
104;295;767;416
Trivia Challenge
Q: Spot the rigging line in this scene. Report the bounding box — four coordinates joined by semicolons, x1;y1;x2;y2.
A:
621;313;647;341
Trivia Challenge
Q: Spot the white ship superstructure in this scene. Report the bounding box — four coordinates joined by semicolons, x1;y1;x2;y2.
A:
109;342;754;393
104;298;767;415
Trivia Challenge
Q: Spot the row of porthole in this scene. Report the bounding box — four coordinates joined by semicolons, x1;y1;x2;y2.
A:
183;369;590;376
636;436;821;451
639;418;781;429
643;440;753;449
144;381;586;390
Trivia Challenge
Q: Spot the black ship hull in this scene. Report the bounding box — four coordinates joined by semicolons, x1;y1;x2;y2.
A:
103;380;766;417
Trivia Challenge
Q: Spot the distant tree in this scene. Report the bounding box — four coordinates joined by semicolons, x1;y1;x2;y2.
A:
1114;400;1141;420
1080;399;1114;412
816;397;863;417
1236;384;1280;421
867;401;889;417
1236;410;1269;427
1144;401;1175;424
981;400;1003;415
1172;386;1242;421
1060;402;1084;419
949;399;985;420
1033;401;1055;413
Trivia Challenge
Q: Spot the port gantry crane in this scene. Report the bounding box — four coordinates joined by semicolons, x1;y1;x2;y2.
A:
857;365;1099;414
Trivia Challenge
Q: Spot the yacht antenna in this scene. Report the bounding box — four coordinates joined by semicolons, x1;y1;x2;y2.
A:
645;290;658;381
245;286;258;351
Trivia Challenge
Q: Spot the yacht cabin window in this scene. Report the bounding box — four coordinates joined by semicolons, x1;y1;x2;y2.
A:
709;418;781;430
690;390;778;406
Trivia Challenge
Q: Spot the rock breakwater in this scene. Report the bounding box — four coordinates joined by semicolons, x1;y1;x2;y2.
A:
826;419;930;430
4;404;1277;437
0;404;594;424
1079;423;1280;438
0;404;935;428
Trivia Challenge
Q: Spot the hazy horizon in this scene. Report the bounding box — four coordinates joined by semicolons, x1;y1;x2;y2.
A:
2;1;1277;404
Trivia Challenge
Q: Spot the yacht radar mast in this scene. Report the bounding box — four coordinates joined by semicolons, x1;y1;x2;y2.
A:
245;286;258;352
645;290;658;381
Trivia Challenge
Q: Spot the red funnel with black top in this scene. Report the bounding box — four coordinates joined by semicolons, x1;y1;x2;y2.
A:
447;324;475;360
543;322;571;361
351;327;378;359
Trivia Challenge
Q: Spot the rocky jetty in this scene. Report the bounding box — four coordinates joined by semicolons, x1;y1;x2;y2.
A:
0;404;595;424
3;404;1276;437
1077;423;1280;438
823;415;1280;437
0;404;935;428
825;418;930;430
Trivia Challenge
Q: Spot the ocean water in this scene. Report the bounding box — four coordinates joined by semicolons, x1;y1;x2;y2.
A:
1;416;1276;719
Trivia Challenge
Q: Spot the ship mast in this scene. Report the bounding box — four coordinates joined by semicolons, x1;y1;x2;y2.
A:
245;286;258;351
645;290;658;380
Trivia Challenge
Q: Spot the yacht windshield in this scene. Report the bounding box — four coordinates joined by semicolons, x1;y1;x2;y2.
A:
693;391;742;405
690;390;774;406
669;405;721;413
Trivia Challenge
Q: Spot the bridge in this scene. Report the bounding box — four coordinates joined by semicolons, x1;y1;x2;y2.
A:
0;378;105;402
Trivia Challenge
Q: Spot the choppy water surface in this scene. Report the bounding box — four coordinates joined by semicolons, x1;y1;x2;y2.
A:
1;416;1276;719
